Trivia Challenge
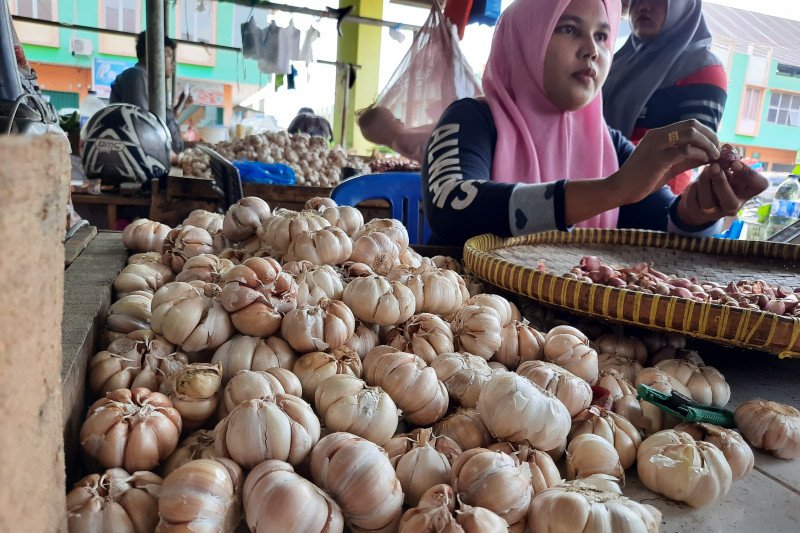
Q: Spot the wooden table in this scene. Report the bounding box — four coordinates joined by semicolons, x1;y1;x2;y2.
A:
71;192;151;229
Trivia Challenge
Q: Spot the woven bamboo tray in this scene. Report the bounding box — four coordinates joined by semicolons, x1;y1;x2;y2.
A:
463;229;800;357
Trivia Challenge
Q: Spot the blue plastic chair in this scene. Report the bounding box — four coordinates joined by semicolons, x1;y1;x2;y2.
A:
331;172;432;245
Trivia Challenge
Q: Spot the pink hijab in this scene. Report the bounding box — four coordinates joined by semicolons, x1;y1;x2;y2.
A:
482;0;622;229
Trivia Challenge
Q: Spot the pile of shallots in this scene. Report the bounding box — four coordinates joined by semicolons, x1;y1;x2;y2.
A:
69;199;800;533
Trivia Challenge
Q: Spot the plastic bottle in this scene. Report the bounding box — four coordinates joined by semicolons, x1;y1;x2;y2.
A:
79;90;106;127
767;174;800;235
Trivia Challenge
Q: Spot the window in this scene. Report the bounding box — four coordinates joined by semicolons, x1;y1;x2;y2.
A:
777;63;800;79
103;0;139;32
179;0;214;43
736;86;763;136
742;88;762;121
13;0;54;20
767;92;800;127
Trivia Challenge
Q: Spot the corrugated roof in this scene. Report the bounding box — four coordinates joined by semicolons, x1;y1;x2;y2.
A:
703;3;800;67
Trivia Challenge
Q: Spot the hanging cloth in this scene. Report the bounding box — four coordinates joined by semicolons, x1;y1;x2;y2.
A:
299;26;320;62
259;21;291;75
285;21;302;61
287;66;298;90
241;17;264;59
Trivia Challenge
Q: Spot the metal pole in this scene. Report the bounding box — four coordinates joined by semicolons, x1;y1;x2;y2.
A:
0;0;23;101
146;0;166;121
339;65;351;150
164;0;176;112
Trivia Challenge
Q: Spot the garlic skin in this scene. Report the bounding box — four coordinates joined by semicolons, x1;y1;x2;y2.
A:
257;208;330;257
594;333;648;364
597;353;643;383
387;313;455;364
735;400;800;459
399;484;508;533
487;442;562;495
160;363;222;430
314;374;399;445
399;247;424;268
161;225;215;273
305;196;338;212
389;264;470;316
219;368;302;418
430;352;493;408
350;231;403;275
453;448;533;529
122;218;171;253
151;282;233;352
353;218;410;252
243;460;345;533
296;264;345;305
517;360;593;417
675;422;754;480
478;371;571;452
80;388;182;472
320;205;365;236
285;226;354;265
282;259;314;277
293;346;363;401
543;327;599;384
570;406;642;470
223;196;271;241
494;320;545;370
182;209;224;233
162;429;219;476
114;263;168;299
566;433;625;482
452;305;503;359
637;429;732;507
128;252;175;282
157;457;243;533
310;432;404;533
105;293;152;336
215;394;321;469
596;370;642;423
175;253;234;284
281;299;356;353
212;335;297;383
67;468;162;533
363;348;449;425
527;477;662;533
346;321;381;360
655;358;731;407
429;255;463;273
465;294;515;326
343;275;416;326
433;408;495;451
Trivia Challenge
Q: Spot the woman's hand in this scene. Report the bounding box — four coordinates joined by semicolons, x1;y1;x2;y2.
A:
608;119;721;205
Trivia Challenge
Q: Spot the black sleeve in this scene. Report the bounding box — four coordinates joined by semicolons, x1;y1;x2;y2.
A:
608;126;635;165
109;68;149;109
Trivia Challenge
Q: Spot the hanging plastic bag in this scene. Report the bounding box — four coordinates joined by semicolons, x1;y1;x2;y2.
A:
357;1;481;162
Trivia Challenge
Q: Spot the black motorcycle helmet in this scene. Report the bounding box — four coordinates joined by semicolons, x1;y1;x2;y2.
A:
82;103;171;185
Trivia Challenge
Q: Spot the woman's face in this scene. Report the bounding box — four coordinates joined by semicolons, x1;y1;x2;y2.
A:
543;0;613;112
630;0;668;40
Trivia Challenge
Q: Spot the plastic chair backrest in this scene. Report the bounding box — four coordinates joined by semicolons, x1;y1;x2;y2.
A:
331;172;432;244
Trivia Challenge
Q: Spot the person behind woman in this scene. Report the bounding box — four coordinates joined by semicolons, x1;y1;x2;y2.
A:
421;0;762;245
287;107;334;141
603;0;727;193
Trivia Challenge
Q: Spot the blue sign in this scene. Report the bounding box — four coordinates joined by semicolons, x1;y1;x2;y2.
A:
92;57;134;98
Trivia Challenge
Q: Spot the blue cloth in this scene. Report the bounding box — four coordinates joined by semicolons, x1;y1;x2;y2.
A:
233;161;296;185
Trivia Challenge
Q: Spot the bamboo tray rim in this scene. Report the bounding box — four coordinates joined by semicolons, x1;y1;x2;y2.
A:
463;229;800;358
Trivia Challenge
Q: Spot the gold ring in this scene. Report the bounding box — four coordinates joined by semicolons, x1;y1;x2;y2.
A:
701;206;716;214
668;131;680;145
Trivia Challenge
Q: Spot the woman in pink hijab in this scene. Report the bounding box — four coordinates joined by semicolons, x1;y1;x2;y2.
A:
421;0;764;244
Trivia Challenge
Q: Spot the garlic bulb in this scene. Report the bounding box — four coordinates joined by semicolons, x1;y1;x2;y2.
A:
346;320;381;359
343;275;416;326
353;218;410;252
494;320;545;370
305;196;338;211
649;345;705;366
527;477;662;533
386;313;455;364
478;371;571;452
453;448;533;529
219;257;297;337
594;333;648;364
258;208;330;256
517;361;593;417
67;468;162;533
161;225;214;273
642;331;686;355
566;433;624;481
314;374;399;445
243;460;344;533
350;231;402;275
321;205;365;236
310;432;404;532
160;362;222;430
106;294;152;335
88;330;185;396
430;352;493;408
284;226;353;265
675;422;754;480
128;252;175;282
212;335;297;383
151;282;233;352
80;388;182;471
281;298;355;353
157;458;243;532
220;368;302;418
389;264;469;316
399;247;424;268
597;353;643;383
463;294;514;325
487;442;562;494
570;406;642;470
399;484;508;533
282;259;314;277
337;260;376;281
223;196;271;241
114;263;168;299
175;253;234;284
385;428;462;506
639;429;733;507
162;429;218;476
433;408;495;451
596;370;642;422
296;264;345;305
428;255;463;273
655;359;731;407
122;218;171;253
735;400;800;459
294;346;363;400
635;366;692;397
182;209;224;233
452;305;503;359
543;328;598;384
363;348;449;425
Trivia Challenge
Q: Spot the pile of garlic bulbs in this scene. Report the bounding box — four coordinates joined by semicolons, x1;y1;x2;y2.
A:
71;199;800;533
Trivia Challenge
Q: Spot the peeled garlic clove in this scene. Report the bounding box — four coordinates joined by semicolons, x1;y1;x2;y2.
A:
735;399;800;459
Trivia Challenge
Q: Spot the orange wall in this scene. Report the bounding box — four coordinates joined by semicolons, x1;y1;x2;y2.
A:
741;146;797;170
32;62;93;101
